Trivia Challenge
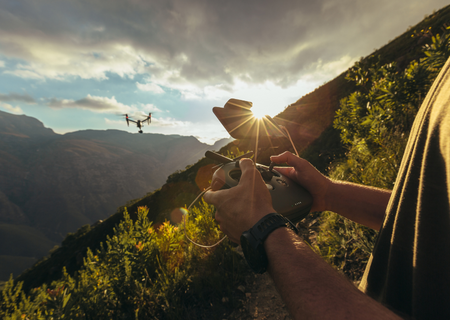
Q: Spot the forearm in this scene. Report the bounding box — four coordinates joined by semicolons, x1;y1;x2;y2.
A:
325;180;391;230
271;152;391;230
265;227;401;320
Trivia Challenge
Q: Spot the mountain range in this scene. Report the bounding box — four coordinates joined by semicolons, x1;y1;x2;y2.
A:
6;4;450;291
0;111;232;280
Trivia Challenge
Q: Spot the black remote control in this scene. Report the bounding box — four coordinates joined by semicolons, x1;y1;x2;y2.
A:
206;151;313;223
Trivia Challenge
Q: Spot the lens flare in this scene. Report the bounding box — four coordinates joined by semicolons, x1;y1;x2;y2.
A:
170;207;188;224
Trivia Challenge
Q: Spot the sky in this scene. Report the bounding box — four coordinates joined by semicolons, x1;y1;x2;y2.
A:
0;0;448;144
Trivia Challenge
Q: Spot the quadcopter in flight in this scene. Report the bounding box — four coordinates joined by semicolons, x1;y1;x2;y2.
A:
123;113;152;133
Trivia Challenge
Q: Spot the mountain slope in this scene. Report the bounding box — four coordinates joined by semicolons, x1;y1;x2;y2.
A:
12;4;450;292
0;111;232;280
275;5;450;161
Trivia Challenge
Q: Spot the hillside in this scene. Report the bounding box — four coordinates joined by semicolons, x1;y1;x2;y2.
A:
11;2;450;301
275;5;450;170
0;111;232;280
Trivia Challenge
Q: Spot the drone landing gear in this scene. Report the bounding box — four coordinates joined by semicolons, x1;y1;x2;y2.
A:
139;130;143;134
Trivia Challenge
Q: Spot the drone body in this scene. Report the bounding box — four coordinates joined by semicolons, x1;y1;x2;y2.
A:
123;113;152;133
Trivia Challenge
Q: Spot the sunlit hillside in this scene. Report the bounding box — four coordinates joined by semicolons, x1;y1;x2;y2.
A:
2;4;450;319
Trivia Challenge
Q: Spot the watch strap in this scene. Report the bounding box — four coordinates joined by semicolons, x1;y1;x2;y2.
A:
241;213;298;274
249;212;298;242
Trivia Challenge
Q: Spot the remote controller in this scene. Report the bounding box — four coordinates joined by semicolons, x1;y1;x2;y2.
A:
206;151;313;223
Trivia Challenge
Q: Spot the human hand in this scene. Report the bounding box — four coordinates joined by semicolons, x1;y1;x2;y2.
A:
270;151;331;212
203;158;275;243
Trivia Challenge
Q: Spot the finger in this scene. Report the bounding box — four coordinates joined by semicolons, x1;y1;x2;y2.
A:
238;158;263;186
211;167;226;191
211;178;225;191
203;189;223;206
270;151;297;166
214;209;222;223
272;152;308;171
213;211;239;243
239;157;254;170
273;166;296;179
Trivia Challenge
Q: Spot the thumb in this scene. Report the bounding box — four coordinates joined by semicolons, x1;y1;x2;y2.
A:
270;151;297;166
238;158;260;186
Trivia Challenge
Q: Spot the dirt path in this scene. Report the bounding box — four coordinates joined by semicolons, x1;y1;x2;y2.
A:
226;215;321;319
228;272;291;320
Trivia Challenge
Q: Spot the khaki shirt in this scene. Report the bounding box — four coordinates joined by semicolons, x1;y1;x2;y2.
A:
360;57;450;319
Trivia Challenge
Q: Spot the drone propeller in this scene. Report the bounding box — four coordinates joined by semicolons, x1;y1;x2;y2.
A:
121;114;129;126
117;112;153;129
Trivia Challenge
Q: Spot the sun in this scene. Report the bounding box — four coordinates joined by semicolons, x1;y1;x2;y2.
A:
251;105;270;120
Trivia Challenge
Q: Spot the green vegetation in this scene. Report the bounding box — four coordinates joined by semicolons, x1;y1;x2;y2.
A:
1;206;247;319
313;26;450;282
2;6;450;318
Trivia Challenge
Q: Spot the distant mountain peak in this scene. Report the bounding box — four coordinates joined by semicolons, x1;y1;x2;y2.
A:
0;110;56;137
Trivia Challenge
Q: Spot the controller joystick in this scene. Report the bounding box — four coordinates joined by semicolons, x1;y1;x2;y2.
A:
260;164;275;182
206;151;313;223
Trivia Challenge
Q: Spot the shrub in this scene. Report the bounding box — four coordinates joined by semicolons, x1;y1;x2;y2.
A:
0;206;247;319
315;28;450;281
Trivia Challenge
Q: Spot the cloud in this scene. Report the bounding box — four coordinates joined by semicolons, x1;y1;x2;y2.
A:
104;115;228;144
136;81;165;94
47;94;131;113
0;102;24;114
0;0;447;93
104;115;192;130
0;60;4;68
152;117;191;128
104;118;124;125
0;92;36;103
2;43;146;80
47;95;166;120
141;103;162;113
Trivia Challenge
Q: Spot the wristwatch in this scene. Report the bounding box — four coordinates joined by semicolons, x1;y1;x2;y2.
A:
240;213;299;274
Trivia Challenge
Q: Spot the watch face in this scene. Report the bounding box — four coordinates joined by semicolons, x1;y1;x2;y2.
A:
240;231;267;273
240;213;292;274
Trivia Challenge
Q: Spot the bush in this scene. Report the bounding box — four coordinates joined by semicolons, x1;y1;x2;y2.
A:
315;27;450;281
0;205;247;319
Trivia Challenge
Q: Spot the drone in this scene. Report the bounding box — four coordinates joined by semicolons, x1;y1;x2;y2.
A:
123;113;152;133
